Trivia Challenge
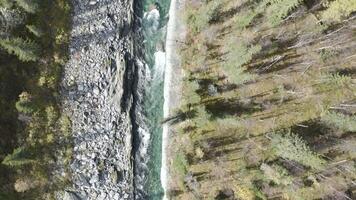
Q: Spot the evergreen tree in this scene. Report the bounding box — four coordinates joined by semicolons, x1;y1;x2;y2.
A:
0;0;14;8
271;131;326;170
14;0;39;13
26;25;43;37
321;111;356;133
265;0;303;26
2;147;35;167
321;0;356;22
0;37;39;61
223;42;260;84
15;91;36;114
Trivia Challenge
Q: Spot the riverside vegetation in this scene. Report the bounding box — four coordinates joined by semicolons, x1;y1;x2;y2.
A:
167;0;356;199
0;0;71;199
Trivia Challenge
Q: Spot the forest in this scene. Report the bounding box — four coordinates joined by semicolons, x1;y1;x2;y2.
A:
167;0;356;199
0;0;71;199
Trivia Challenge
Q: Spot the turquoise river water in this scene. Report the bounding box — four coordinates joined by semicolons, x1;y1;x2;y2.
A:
142;0;171;199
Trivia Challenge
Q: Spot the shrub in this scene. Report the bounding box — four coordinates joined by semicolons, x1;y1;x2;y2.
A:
15;92;36;114
271;131;326;170
0;0;13;7
324;73;352;86
182;79;201;106
59;115;71;137
55;28;69;45
233;10;259;30
319;49;337;63
26;25;43;37
173;152;188;176
265;0;303;26
45;105;59;127
321;0;356;22
14;0;39;13
260;163;292;186
223;42;260;84
321;111;356;133
0;37;39;62
186;1;222;35
2;147;35;167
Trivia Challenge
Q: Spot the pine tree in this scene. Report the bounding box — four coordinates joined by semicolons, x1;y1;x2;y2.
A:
321;111;356;133
0;37;39;61
15;91;36;114
223;42;260;85
0;0;14;8
265;0;303;26
14;0;39;13
2;147;35;167
271;131;325;170
26;25;43;37
321;0;356;22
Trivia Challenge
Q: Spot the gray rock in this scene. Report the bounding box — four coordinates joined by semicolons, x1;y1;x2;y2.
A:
63;191;82;200
59;0;147;199
93;87;100;95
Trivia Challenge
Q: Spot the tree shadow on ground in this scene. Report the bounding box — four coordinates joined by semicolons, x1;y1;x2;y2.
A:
161;109;197;125
205;98;262;118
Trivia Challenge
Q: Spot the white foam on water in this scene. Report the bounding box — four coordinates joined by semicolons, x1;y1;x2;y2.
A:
143;8;160;35
153;51;166;80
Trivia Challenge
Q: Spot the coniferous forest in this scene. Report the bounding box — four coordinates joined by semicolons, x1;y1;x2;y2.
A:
0;0;71;199
166;0;356;199
0;0;356;199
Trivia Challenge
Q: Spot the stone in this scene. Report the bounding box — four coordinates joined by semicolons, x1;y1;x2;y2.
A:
93;87;100;95
63;191;81;200
78;84;84;91
59;0;142;199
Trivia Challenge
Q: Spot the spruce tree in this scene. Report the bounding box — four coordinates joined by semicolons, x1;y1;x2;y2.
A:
26;25;43;37
2;147;35;167
15;91;36;114
0;37;39;62
0;0;14;8
271;131;326;170
321;111;356;133
14;0;39;13
321;0;356;22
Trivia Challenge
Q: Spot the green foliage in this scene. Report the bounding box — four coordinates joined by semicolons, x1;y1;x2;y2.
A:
227;43;261;67
186;1;222;34
15;92;36;114
173;152;188;177
324;73;352;86
26;25;43;37
182;79;201;105
232;1;267;30
319;49;337;63
321;111;356;133
0;0;13;8
265;0;303;26
271;131;326;170
59;115;71;137
45;105;59;127
224;42;260;84
260;163;292;186
0;0;72;198
14;0;39;13
2;147;35;167
233;10;259;29
321;0;356;22
0;37;39;62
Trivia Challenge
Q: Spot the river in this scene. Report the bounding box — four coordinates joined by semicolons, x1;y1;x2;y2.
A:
137;0;171;199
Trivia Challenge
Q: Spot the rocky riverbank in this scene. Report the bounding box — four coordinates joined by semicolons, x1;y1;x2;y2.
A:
60;0;147;199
